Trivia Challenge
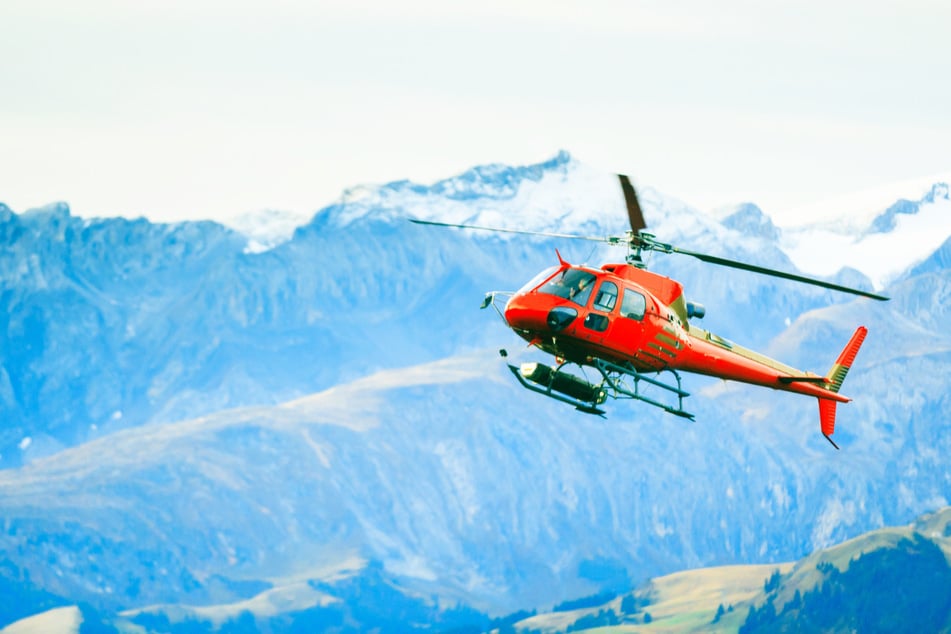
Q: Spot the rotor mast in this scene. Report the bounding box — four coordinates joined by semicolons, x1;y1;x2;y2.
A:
617;174;649;267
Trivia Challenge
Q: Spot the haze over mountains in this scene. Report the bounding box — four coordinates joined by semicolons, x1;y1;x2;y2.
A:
1;152;949;630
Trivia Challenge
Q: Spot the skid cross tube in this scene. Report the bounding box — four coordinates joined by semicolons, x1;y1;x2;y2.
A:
592;359;695;420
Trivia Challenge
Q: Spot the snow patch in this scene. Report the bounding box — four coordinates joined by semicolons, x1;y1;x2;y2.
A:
1;606;82;634
323;154;634;238
780;185;951;289
222;208;310;252
773;172;951;230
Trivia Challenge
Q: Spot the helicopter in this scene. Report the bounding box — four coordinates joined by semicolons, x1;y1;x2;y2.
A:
411;175;888;449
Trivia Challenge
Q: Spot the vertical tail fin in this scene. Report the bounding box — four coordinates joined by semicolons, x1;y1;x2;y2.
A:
826;326;868;394
819;399;839;449
818;326;868;449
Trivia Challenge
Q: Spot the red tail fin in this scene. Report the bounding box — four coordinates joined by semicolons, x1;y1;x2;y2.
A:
818;326;868;449
826;326;867;394
819;399;839;448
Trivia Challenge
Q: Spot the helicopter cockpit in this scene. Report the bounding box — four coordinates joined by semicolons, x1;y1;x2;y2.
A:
536;267;597;306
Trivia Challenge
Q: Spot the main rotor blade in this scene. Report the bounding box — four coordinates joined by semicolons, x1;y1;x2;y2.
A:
618;174;647;234
670;246;890;301
409;218;612;243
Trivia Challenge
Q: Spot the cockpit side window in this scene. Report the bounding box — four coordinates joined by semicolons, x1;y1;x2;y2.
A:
538;268;597;307
593;281;618;312
621;288;646;320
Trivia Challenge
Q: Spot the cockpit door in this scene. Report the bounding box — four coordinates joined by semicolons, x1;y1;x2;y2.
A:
605;286;649;359
577;280;618;344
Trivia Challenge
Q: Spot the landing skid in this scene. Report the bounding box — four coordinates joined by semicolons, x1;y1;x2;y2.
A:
506;355;695;420
592;359;695;420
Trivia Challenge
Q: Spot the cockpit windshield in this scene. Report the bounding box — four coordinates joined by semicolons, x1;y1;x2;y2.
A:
537;267;597;306
516;266;559;295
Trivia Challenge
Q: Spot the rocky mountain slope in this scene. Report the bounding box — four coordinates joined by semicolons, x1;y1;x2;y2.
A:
1;153;949;630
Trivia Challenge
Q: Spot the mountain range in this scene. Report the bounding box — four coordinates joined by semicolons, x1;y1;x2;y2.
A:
1;152;949;630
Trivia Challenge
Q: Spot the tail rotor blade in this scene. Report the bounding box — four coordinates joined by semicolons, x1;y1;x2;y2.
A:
618;174;647;234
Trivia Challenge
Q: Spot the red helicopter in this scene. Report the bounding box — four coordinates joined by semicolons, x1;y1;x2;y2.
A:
412;175;888;448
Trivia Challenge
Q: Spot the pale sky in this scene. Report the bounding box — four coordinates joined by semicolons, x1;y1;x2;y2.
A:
2;0;950;226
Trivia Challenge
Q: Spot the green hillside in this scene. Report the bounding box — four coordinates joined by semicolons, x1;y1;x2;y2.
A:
512;507;951;633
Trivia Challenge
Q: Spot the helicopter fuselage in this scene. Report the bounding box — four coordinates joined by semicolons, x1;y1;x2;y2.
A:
503;260;852;404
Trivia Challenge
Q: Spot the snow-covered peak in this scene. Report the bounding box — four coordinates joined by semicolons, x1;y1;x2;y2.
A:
315;151;637;236
866;182;949;235
780;182;951;289
773;169;951;230
220;208;310;253
927;182;950;203
22;201;71;219
712;202;781;241
310;151;725;254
